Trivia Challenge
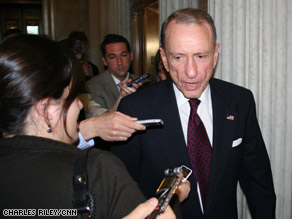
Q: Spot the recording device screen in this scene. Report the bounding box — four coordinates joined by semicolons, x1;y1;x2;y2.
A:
181;165;192;182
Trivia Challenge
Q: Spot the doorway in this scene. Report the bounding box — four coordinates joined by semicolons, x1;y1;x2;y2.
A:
0;0;42;40
132;0;159;76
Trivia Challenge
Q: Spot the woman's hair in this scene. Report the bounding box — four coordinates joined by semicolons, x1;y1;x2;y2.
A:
0;34;83;136
68;31;89;44
59;38;84;56
153;50;162;83
152;50;168;83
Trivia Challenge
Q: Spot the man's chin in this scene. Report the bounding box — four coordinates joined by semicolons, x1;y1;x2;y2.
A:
182;90;202;99
112;71;128;80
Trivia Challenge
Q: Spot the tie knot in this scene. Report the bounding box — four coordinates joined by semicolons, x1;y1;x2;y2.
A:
189;99;201;110
117;83;121;91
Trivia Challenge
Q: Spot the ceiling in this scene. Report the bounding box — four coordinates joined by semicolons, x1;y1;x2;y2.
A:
0;0;41;5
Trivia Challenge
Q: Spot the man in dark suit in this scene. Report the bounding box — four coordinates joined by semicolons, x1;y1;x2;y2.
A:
112;8;276;219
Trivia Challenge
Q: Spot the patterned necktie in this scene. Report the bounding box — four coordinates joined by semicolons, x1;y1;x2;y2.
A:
187;99;212;206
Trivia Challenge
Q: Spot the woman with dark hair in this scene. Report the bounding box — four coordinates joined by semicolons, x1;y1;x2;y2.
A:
0;35;175;219
152;50;169;83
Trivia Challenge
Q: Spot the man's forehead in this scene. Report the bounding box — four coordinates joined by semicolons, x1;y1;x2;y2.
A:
165;21;214;49
105;42;128;52
166;20;211;35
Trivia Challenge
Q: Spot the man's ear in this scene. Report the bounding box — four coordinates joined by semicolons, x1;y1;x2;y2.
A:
159;48;169;72
102;57;108;66
213;43;220;68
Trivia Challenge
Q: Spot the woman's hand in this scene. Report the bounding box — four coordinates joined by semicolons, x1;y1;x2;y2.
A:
123;198;176;219
79;111;146;141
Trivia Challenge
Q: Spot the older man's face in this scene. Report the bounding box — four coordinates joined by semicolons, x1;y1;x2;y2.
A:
160;21;220;99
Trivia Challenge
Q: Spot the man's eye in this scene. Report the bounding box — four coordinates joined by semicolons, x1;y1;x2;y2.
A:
108;55;115;59
174;56;182;60
196;54;208;61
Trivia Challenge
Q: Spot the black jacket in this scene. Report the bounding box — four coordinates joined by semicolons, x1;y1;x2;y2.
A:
0;135;145;218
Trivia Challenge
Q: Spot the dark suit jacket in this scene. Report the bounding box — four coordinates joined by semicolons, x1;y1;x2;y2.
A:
112;78;276;219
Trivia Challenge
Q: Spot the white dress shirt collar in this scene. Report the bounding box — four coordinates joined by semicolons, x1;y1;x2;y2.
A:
111;72;130;86
173;83;211;108
173;82;213;146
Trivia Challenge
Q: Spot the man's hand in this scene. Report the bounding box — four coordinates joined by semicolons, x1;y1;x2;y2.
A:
175;173;191;203
119;79;142;98
123;198;176;219
109;79;142;112
79;111;146;141
175;180;191;203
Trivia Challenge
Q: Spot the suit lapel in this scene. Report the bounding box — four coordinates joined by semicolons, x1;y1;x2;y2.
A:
205;79;238;211
103;70;120;100
106;72;137;100
151;79;191;167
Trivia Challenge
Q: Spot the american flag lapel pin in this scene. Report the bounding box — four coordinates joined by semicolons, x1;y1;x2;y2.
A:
226;115;234;120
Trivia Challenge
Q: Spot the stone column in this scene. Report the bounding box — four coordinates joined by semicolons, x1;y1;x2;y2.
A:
88;0;132;69
42;0;56;39
159;0;198;29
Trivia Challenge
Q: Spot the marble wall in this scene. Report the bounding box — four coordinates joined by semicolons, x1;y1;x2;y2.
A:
209;0;292;218
42;0;89;41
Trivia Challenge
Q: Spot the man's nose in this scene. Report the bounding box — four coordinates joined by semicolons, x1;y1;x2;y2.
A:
185;58;198;78
117;56;123;65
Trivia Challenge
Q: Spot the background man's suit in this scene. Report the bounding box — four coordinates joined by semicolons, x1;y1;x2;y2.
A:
85;70;136;109
112;77;276;219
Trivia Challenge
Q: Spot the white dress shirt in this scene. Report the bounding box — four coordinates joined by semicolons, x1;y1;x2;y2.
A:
111;73;130;91
173;83;213;212
77;132;95;150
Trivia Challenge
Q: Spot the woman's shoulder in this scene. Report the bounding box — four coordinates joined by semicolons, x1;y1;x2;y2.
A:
0;135;79;152
87;148;126;170
86;148;145;217
87;148;139;183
